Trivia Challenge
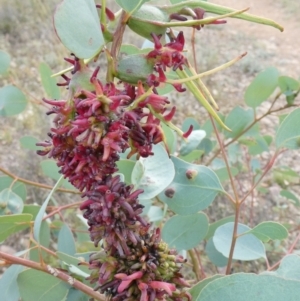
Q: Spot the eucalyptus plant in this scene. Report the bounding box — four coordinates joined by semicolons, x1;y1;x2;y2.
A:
1;1;300;301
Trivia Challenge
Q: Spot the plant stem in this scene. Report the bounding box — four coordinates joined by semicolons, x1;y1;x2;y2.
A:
205;103;297;166
210;115;241;274
188;249;202;281
110;10;127;61
210;116;239;202
43;201;82;220
0;252;105;301
240;151;280;204
0;166;80;194
268;231;300;271
225;201;240;275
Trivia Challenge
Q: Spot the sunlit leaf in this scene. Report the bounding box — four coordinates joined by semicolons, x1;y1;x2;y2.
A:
162;213;208;251
213;222;266;260
205;216;234;240
54;0;104;59
132;144;175;200
159;156;224;215
205;238;228;267
180;130;206;156
248;221;288;242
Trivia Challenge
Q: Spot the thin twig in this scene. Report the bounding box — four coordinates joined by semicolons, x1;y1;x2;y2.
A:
0;166;80;194
206;103;298;166
0;252;106;301
188;249;202;281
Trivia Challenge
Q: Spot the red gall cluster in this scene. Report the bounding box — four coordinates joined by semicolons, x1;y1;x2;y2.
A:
88;228;191;301
38;30;192;301
147;31;187;93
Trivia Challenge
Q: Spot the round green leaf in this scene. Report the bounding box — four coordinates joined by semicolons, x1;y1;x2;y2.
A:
249;221;288;242
58;224;76;256
180;130;206;156
189;275;223;301
54;0;104;59
0;176;27;201
132;144;175;200
213;222;266;260
0;85;27;116
0;50;10;75
196;273;300;301
244;67;279;108
39;62;61;99
162;213;208;251
265;254;300;281
159;156;224;215
205;216;235;240
224;106;254;138
205;238;228;267
278;76;300;94
276;108;300;149
0;188;24;215
20;135;41;151
120;44;141;55
17;269;69;301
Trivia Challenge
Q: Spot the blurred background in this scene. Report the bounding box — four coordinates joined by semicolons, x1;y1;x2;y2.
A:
0;0;300;256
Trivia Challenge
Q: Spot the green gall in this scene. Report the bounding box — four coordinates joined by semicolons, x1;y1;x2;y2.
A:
116;54;154;85
127;5;168;40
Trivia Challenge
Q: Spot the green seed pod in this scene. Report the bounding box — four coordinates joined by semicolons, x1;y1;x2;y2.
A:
115;54;154;85
127;4;169;40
